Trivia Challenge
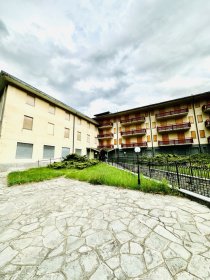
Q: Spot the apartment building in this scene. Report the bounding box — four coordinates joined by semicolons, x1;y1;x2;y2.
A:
0;71;98;170
94;92;210;157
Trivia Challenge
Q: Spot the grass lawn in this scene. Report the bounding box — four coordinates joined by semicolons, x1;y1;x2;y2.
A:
8;163;178;195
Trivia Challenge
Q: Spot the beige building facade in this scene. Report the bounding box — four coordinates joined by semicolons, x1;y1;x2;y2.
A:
0;71;98;170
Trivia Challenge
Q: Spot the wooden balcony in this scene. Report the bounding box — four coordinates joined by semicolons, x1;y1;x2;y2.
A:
205;119;210;128
158;138;193;146
157;122;191;133
98;122;113;129
155;108;188;120
121;129;146;137
121;142;147;148
120;116;145;125
97;133;113;139
202;103;210;113
98;145;114;149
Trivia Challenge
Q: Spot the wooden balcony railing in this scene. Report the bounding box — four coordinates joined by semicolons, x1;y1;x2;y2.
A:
157;122;191;133
205;119;210;128
202;103;210;113
156;108;189;120
121;129;146;136
98;122;113;129
158;138;193;146
97;133;113;139
98;145;114;149
121;142;147;148
120;116;145;125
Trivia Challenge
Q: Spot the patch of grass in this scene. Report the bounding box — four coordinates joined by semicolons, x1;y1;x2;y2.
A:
7;163;178;195
7;167;63;186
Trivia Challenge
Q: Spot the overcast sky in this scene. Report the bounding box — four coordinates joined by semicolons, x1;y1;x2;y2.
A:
1;0;210;117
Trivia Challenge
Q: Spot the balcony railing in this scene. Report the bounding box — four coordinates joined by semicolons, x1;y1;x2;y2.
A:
202;103;210;113
158;138;193;146
157;122;191;133
121;142;147;148
98;145;114;149
156;108;189;120
98;122;113;129
205;119;210;128
120;116;145;125
121;129;146;137
97;133;113;139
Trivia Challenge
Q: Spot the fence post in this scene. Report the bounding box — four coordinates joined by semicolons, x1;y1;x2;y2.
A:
175;161;180;188
148;160;151;178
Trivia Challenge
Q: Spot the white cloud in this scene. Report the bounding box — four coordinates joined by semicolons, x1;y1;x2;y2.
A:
74;77;118;92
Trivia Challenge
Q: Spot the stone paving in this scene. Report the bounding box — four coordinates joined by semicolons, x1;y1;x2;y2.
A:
0;176;210;280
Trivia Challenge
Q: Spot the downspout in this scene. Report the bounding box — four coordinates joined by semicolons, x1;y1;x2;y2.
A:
192;97;202;153
0;85;8;137
148;111;154;156
72;115;75;153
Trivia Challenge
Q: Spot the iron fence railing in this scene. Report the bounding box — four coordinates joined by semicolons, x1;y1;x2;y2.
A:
37;157;62;167
108;157;210;198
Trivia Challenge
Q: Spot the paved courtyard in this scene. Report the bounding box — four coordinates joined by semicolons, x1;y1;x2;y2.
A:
0;176;210;280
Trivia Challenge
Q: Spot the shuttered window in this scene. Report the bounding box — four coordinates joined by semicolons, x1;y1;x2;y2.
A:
65;112;70;121
114;139;117;145
188;116;194;124
64;128;70;138
152;122;156;129
16;142;33;159
26;94;35;106
191;131;196;139
75;149;82;155
153;135;157;142
23;116;33;130
62;147;70;158
43;145;55;159
48;123;54;135
77;131;81;141
147;135;151;142
197;115;203;123
49;104;55;114
200;130;205;138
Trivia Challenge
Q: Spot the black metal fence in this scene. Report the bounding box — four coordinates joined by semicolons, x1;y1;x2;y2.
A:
108;157;210;198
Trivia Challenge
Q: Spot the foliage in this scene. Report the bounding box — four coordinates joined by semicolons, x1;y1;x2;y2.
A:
48;154;99;170
8;163;178;196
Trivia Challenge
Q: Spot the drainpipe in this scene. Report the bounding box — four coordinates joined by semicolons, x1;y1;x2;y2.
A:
0;85;8;137
149;111;155;156
72;115;75;153
192;97;202;153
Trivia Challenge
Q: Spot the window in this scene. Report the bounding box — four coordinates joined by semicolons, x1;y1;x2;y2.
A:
119;138;122;144
43;145;55;159
62;147;70;158
114;128;116;133
153;135;157;142
191;131;196;139
48;123;54;135
147;135;151;142
200;130;205;138
65;112;70;121
26;94;35;106
75;149;82;155
87;134;90;143
188;116;194;124
146;123;149;129
64;128;70;138
49;104;55;114
152;122;156;129
23;115;33;130
188;103;192;109
114;139;117;145
195;102;200;108
197;115;203;123
77;131;81;141
16;142;33;159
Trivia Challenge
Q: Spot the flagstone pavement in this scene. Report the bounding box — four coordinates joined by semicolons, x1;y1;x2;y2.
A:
0;176;209;280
